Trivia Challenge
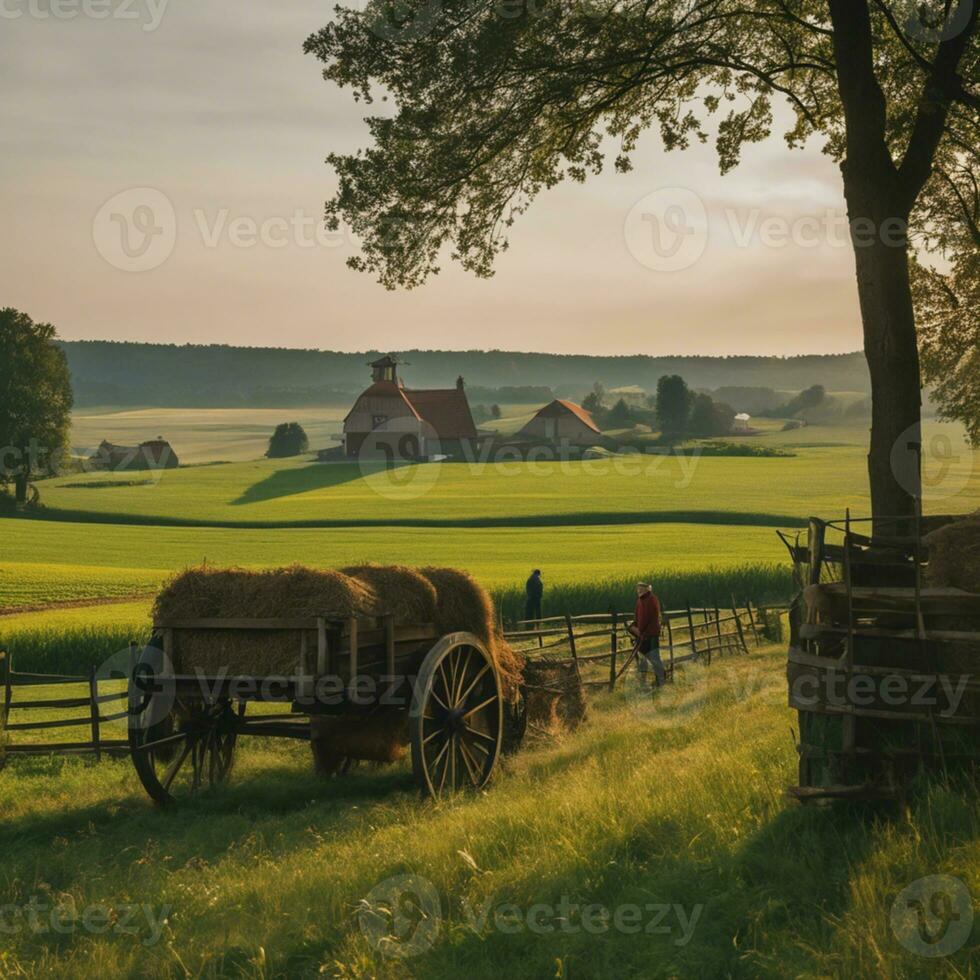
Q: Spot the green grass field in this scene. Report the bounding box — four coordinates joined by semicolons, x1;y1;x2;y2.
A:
1;646;976;978
2;409;978;978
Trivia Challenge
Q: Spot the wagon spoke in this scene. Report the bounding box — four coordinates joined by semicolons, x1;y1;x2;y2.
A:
462;694;499;720
452;649;472;708
462;723;495;744
458;738;482;785
457;661;489;708
161;738;194;792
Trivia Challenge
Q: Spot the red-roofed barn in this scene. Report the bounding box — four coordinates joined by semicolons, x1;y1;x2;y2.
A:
517;399;602;447
343;355;478;460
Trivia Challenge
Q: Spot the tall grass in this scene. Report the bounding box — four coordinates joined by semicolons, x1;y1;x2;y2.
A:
0;565;793;676
0;647;976;978
492;562;793;624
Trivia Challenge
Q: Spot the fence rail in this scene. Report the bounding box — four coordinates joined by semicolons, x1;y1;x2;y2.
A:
1;602;789;766
0;648;135;767
503;598;786;691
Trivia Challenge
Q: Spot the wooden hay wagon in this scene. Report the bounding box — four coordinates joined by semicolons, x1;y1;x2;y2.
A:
128;614;504;805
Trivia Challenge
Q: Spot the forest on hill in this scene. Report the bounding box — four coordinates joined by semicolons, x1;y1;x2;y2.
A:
60;340;871;408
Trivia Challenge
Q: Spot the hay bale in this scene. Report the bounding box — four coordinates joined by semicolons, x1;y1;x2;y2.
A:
420;567;525;701
311;709;408;774
522;658;587;733
925;513;980;593
153;565;378;675
341;564;439;624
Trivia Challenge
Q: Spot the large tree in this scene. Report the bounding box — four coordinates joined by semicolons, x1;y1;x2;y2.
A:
0;308;73;504
656;374;694;435
307;0;978;522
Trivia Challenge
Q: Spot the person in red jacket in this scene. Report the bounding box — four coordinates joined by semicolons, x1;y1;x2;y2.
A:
629;583;665;687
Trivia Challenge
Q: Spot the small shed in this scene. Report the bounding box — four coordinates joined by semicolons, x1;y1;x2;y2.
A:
517;399;601;446
732;413;752;433
89;438;179;471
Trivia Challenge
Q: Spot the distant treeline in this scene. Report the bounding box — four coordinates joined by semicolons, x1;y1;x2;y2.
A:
61;341;871;408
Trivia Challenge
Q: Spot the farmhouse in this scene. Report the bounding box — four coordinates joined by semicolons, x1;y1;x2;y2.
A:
518;399;601;446
343;355;478;460
89;438;179;471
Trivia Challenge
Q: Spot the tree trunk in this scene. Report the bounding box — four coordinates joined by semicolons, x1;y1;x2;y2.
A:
14;473;28;505
841;168;922;529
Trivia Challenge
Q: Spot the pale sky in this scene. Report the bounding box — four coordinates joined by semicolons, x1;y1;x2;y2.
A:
1;0;864;356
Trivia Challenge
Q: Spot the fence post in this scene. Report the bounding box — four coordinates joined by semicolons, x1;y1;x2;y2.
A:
745;601;762;645
714;605;724;660
686;603;699;660
565;614;578;664
665;615;675;682
609;611;618;691
89;664;102;762
0;652;10;763
731;596;748;654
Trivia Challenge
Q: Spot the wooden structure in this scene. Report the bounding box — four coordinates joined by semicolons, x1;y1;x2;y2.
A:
783;513;980;802
342;355;478;460
127;617;502;804
0;650;131;766
504;601;766;691
516;399;602;447
89;438;179;471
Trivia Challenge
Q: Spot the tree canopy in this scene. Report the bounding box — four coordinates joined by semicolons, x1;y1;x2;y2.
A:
266;422;310;458
0;307;73;503
308;0;979;518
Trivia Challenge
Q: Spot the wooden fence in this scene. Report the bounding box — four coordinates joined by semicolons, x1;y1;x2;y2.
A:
0;649;133;767
503;599;779;690
0;602;788;766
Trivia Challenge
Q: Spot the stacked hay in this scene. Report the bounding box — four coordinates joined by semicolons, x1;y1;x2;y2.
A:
311;709;408;776
154;563;529;772
153;566;378;675
925;513;980;593
340;564;439;624
521;658;587;734
420;566;525;702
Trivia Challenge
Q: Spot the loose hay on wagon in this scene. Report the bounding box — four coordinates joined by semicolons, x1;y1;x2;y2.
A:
128;565;527;804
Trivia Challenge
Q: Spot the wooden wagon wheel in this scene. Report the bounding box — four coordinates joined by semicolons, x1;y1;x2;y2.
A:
410;632;503;799
128;648;243;805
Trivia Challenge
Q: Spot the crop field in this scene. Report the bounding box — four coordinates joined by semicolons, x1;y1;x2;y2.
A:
1;645;977;978
69;407;349;464
36;420;980;529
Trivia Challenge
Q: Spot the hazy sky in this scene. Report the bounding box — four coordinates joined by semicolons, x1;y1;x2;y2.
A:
1;1;864;356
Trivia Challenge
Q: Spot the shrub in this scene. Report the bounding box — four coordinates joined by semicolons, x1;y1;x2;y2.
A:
266;422;309;458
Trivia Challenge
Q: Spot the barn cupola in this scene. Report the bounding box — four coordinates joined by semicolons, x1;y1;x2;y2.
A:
370;354;401;384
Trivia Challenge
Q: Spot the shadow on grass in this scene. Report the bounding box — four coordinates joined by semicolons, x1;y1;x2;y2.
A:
230;462;374;506
0;750;420;858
